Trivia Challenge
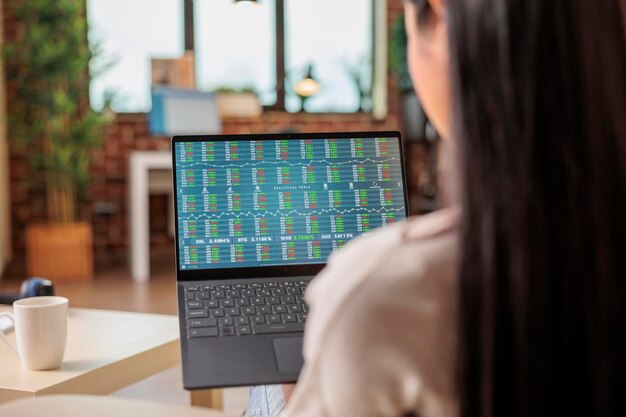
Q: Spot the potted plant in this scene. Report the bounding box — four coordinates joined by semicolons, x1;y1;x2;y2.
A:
214;86;262;118
4;0;109;282
389;16;415;94
344;56;373;113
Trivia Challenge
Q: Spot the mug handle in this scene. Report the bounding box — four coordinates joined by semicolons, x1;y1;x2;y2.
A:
0;312;18;355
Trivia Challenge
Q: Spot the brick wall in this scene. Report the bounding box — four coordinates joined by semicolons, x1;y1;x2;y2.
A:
4;0;421;258
91;110;403;249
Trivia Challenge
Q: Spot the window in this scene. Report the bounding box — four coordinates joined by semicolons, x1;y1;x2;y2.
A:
194;0;277;106
87;0;375;114
285;0;372;113
87;0;184;112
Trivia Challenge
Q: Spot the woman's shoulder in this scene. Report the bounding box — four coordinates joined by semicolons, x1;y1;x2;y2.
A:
306;207;460;308
290;208;461;417
336;206;458;262
303;207;460;356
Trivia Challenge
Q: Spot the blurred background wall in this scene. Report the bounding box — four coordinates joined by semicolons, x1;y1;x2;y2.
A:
1;0;436;275
0;0;13;275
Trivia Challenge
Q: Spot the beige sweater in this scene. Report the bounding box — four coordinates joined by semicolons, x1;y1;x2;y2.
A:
282;208;460;417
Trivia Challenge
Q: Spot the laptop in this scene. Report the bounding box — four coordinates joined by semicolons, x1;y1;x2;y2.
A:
172;131;409;389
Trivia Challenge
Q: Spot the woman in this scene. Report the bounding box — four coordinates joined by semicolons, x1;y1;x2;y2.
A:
246;0;626;416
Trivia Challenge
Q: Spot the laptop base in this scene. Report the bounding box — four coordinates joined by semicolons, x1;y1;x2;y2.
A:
178;278;309;389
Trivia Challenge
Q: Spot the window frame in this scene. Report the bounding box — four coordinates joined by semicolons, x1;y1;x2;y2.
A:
186;0;382;115
89;0;385;116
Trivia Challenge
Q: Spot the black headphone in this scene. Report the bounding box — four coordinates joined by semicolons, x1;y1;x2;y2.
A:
0;278;55;305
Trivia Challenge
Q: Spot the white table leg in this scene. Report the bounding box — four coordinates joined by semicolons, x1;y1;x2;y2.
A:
129;156;150;283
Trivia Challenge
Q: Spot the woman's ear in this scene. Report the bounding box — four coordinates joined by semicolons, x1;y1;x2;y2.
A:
405;0;452;139
428;0;448;55
419;0;447;41
428;0;446;19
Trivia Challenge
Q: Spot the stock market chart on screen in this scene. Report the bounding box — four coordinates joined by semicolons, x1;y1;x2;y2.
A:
174;136;407;270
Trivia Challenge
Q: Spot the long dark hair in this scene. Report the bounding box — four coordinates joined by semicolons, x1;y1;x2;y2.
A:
413;0;626;416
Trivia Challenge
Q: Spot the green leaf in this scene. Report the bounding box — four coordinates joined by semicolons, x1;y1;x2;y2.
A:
5;0;111;222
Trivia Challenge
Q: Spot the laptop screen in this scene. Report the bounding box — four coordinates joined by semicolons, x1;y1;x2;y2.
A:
173;134;407;271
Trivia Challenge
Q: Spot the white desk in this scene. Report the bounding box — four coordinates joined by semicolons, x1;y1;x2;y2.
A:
0;395;234;417
0;308;179;403
129;151;172;282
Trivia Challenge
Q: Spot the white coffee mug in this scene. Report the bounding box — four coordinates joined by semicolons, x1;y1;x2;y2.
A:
0;296;68;370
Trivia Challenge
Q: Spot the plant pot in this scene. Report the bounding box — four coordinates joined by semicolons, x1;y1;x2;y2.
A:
25;222;93;283
217;92;262;118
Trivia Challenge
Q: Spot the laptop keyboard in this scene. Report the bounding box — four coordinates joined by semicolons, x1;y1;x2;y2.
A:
183;281;309;338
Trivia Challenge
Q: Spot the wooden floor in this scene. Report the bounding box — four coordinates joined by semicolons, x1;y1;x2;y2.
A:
0;247;178;314
0;245;249;413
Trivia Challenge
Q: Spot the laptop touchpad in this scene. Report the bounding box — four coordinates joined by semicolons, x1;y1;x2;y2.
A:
272;337;304;374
